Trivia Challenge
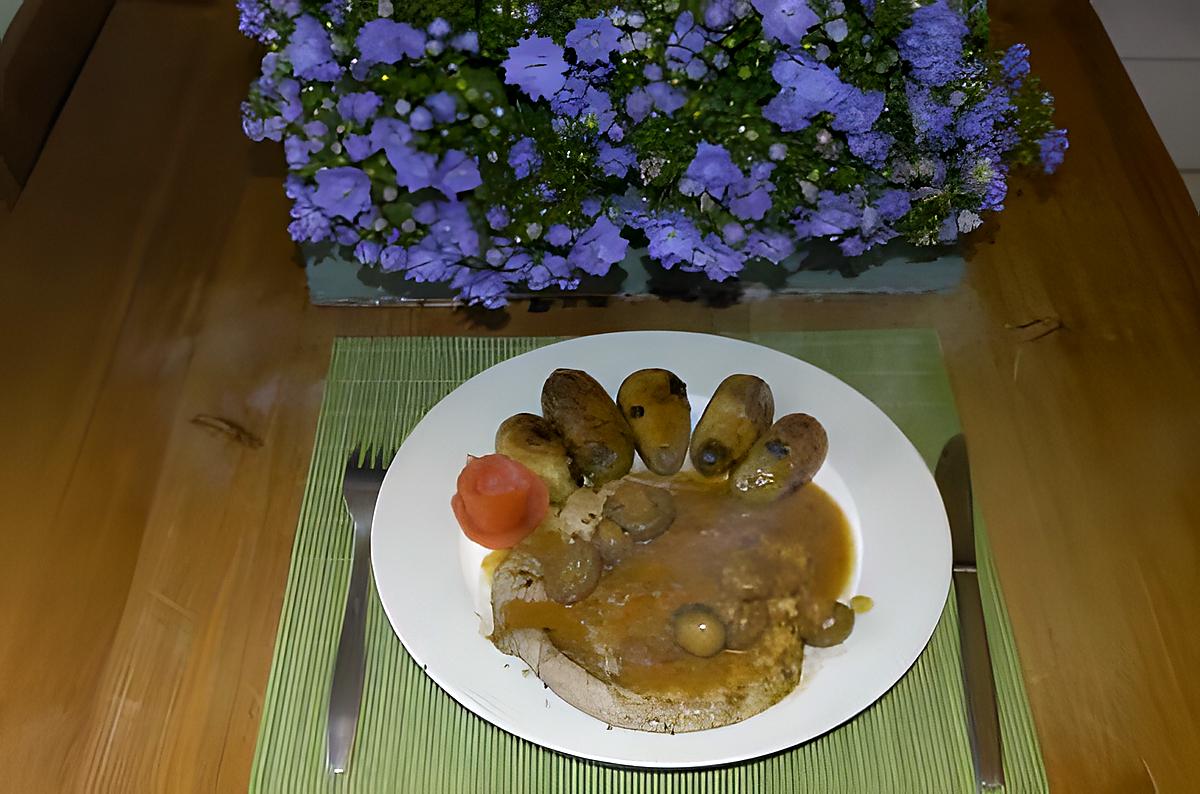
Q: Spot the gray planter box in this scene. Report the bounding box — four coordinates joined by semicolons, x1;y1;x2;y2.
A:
303;240;964;307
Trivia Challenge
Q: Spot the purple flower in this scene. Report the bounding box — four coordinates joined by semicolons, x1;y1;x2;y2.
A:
824;18;848;42
566;15;622;65
277;78;303;122
370;118;412;151
486;206;510;230
333;223;360;247
526;253;580;291
847;131;894;167
508;137;541;178
704;0;737;29
830;87;885;134
1001;43;1030;87
337;92;382;125
682;142;741;199
897;0;968;86
354;239;382;265
746;230;795;263
875;189;911;222
320;0;345;25
625;88;654;123
546;224;573;246
551;73;617;133
793;190;861;237
956;88;1016;153
451;32;479;53
1039;128;1068;174
962;153;1008;210
728;180;773;220
357;19;426;68
284;176;331;242
722;222;746;243
406;246;453;282
284;135;321;167
764;53;882;133
906;82;956;150
752;0;819;47
762;54;846;131
242;103;286;142
412;202;439;225
286;15;341;81
428;17;451;37
567;216;628;276
386;145;438;192
641;212;703;268
618;30;651;54
666;12;710;74
582;197;602;217
450;268;514;309
312;167;372;221
646;81;687;115
425;91;457;123
597;142;637;178
409;107;433;130
380;245;408;272
427;201;481;258
435;150;482;198
503;36;569;102
357;206;381;230
237;0;276;44
690;234;743;281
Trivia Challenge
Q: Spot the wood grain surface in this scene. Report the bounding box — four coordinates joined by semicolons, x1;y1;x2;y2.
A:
1;1;1198;791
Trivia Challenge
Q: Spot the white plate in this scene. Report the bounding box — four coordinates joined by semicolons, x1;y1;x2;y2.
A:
372;331;951;768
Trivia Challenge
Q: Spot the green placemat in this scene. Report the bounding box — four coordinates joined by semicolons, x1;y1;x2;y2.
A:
250;331;1047;793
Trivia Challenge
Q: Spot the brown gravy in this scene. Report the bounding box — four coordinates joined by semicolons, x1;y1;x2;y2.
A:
501;474;854;698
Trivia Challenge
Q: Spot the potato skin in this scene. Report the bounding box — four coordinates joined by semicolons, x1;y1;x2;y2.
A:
495;413;576;503
729;413;828;503
617;369;692;475
689;375;775;477
541;369;635;486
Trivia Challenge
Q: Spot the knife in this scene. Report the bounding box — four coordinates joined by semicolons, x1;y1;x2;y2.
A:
936;434;1005;790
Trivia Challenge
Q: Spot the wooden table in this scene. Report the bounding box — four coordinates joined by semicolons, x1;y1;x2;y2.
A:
1;0;1198;790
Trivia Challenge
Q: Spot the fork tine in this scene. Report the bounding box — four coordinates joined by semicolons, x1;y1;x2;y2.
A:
346;444;363;471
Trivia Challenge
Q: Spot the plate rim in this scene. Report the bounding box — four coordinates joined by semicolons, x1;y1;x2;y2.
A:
371;330;952;769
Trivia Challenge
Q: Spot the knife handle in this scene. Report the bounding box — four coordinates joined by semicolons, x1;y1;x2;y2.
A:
954;569;1006;790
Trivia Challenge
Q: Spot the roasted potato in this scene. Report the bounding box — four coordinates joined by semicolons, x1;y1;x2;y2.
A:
729;413;828;503
495;413;576;503
541;369;635;487
689;374;774;476
617;368;692;475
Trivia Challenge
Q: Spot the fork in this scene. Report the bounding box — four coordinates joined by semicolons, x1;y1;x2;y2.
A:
326;445;390;774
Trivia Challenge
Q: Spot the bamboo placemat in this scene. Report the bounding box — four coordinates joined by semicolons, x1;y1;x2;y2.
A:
250;331;1046;793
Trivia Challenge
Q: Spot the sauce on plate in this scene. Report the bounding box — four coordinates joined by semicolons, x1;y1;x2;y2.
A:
500;474;854;698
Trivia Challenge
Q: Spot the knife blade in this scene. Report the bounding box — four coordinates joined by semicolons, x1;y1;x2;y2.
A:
936;434;1005;790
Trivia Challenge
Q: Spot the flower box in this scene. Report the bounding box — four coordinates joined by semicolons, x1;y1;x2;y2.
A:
303;238;964;305
241;0;1065;309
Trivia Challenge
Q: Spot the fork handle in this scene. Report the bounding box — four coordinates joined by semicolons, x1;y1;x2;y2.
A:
326;519;372;774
